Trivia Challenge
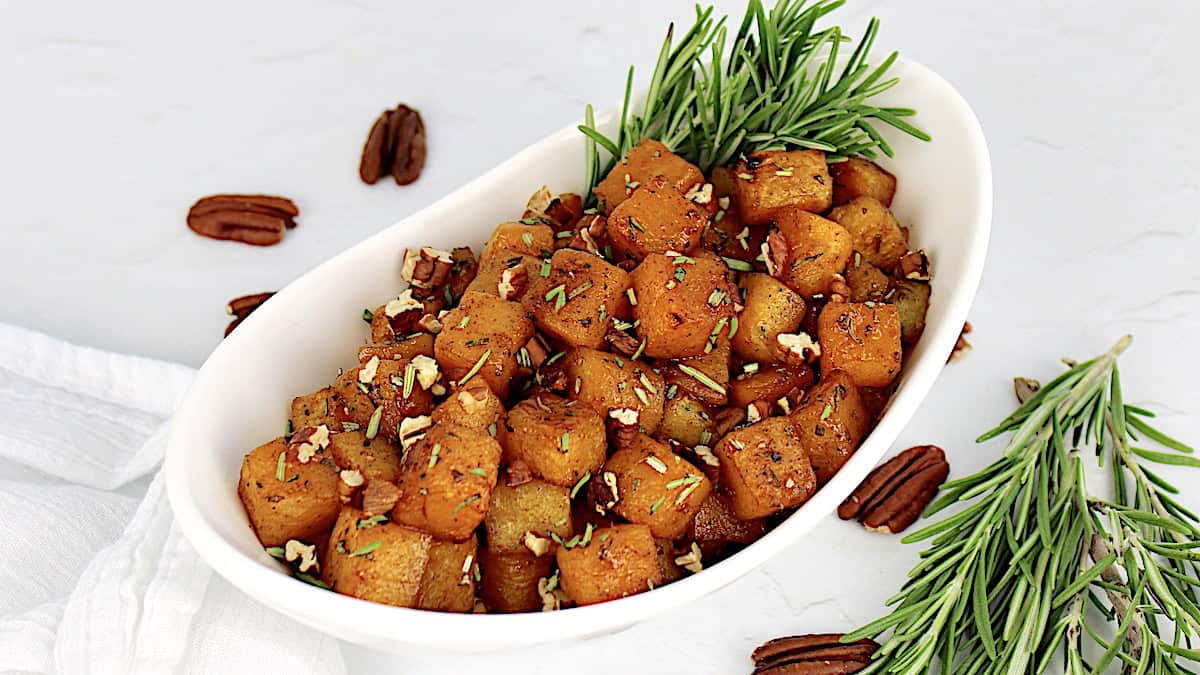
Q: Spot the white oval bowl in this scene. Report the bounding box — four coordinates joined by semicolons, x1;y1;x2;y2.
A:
165;58;990;653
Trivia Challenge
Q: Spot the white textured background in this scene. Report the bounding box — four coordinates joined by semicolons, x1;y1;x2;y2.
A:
2;0;1198;672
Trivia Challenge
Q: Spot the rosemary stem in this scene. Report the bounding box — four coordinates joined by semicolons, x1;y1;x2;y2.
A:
1089;531;1147;662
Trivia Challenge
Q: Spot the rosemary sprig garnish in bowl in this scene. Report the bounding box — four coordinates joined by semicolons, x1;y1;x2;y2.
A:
578;0;931;199
847;336;1200;674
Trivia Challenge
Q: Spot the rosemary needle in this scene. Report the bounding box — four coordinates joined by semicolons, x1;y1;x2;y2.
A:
579;0;929;200
848;336;1200;675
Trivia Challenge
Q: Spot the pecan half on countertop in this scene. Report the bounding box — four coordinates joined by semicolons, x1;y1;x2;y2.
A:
187;194;298;246
752;634;879;674
359;104;426;185
223;291;275;337
838;444;949;534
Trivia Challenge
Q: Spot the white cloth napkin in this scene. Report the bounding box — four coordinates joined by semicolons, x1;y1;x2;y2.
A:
0;323;348;675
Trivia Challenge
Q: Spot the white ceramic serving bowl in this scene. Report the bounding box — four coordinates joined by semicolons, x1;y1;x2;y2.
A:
165;57;990;653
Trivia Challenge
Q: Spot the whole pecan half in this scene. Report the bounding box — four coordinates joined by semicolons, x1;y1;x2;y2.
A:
838;445;949;534
187;194;298;246
359;104;426;185
752;634;879;674
224;291;275;337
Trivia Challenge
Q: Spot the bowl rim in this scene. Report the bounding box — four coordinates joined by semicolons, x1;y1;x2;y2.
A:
165;57;992;647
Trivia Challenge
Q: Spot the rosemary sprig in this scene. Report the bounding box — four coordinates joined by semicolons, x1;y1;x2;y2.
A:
847;336;1199;674
579;0;929;198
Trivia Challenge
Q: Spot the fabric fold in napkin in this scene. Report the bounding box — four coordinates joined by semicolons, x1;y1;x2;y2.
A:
0;323;347;675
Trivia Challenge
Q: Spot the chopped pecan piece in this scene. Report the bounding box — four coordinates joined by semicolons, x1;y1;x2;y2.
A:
898;249;930;280
338;469;365;505
401;247;454;290
948;321;972;363
838;445;949;534
746;400;770;424
764;230;788;277
187;194;298;246
497;261;529;301
604;323;642;356
606;408;640;449
447;246;480;300
711;407;746;440
505;459;534;488
544;193;584;230
362;480;401;517
591;469;622;514
567;214;608;255
359;104;426;185
223;291;275;337
752;634;879;674
517;334;551;377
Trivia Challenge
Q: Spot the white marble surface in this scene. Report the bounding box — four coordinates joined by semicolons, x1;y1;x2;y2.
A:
3;0;1199;672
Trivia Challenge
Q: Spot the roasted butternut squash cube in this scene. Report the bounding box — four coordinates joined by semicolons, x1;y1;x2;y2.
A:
658;394;712;447
561;347;666;434
364;357;435;444
480;221;555;266
484;479;573;555
845;254;891;302
662;335;732;406
391;422;502;541
324;507;431;608
630;252;738;359
818;302;903;388
358;332;436;363
733;273;807;362
715;416;817;520
291;387;339;431
789;370;871;483
830;157;897;207
773;207;854;297
503;393;606;488
431;384;506;435
527;249;631;349
329;430;401;483
556;524;662;606
239;437;341;547
602;434;712;539
729;363;814;409
478;549;553;613
417;535;478;613
330;367;377;431
688;492;767;545
593;138;704;212
434;291;534;398
607;177;708;262
827;197;908;271
891;279;931;345
733;149;832;224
